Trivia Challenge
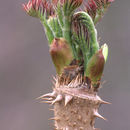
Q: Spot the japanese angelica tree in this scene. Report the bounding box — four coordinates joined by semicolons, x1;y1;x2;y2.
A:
23;0;114;129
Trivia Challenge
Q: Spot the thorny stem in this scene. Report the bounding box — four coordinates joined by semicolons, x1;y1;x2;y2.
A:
22;0;114;129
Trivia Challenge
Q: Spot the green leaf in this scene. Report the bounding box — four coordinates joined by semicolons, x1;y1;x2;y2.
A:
47;17;63;38
71;11;99;71
40;13;54;44
101;43;108;62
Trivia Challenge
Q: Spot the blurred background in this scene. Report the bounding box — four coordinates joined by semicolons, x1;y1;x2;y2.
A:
0;0;130;130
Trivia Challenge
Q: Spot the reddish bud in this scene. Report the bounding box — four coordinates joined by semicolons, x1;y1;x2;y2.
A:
85;0;114;23
22;0;42;17
23;0;55;18
50;38;73;75
41;0;55;17
88;0;97;11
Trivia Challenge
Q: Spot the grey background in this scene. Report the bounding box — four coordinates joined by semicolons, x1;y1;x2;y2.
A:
0;0;130;130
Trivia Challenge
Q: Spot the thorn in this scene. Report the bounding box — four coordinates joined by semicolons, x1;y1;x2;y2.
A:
102;80;107;85
52;94;63;104
96;95;111;104
94;110;106;120
65;95;73;106
52;80;55;86
99;99;111;105
79;75;81;83
68;82;73;87
93;128;101;130
40;100;52;104
53;76;57;81
37;91;57;99
49;117;60;121
65;74;70;84
49;108;54;111
75;76;79;84
71;78;75;84
41;97;53;101
49;117;55;120
74;76;79;86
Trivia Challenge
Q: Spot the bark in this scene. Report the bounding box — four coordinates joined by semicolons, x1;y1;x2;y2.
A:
40;71;109;130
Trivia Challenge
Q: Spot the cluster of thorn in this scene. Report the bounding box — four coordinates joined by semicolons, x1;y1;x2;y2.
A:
38;75;110;106
23;0;55;17
37;76;111;129
38;89;110;122
86;0;114;22
58;74;85;88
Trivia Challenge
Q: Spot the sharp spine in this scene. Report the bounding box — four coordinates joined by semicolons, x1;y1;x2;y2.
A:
94;128;101;130
94;110;106;120
42;97;53;101
49;108;54;111
99;99;111;104
49;117;60;121
40;100;53;104
37;91;57;99
96;95;111;104
52;94;63;104
49;117;55;120
65;95;73;106
52;76;57;81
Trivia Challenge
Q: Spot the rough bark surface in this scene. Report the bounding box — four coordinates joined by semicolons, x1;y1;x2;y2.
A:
40;71;109;130
54;88;99;130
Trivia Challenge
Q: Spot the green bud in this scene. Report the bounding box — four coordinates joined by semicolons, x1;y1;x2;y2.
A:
85;48;105;84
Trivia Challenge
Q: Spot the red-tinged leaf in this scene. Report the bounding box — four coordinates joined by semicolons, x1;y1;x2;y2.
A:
85;0;114;23
22;0;55;18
